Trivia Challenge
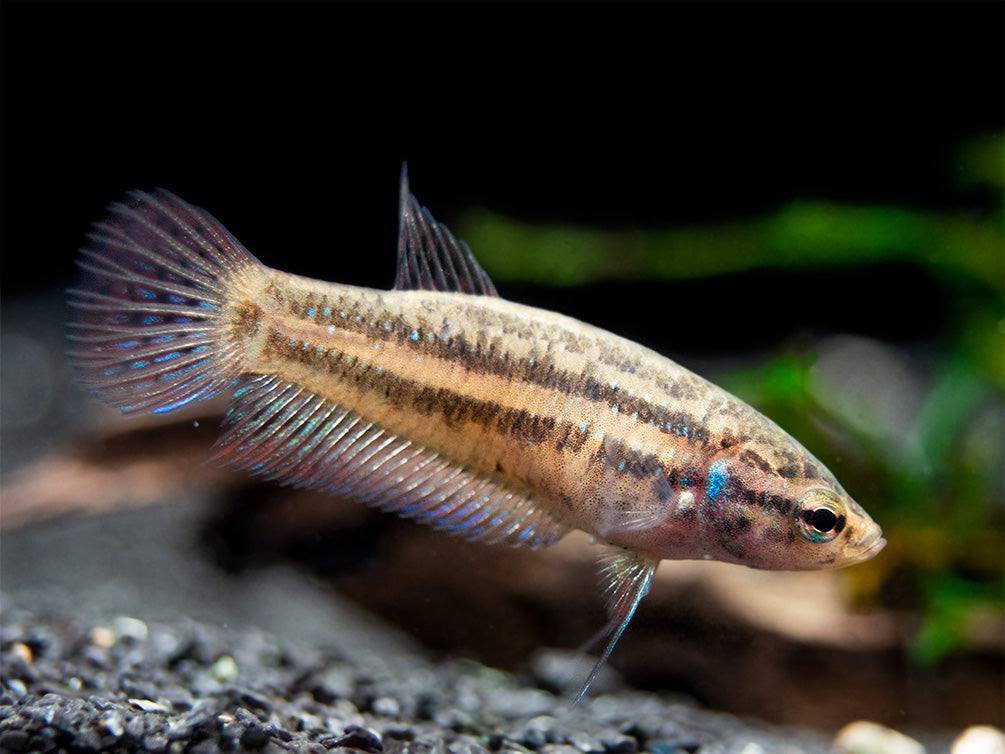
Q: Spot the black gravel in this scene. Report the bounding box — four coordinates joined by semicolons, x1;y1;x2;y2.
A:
0;594;831;754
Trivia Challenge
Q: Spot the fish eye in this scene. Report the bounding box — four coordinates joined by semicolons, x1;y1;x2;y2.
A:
794;489;847;543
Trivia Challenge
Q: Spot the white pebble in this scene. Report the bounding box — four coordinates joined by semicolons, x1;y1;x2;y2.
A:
112;616;149;641
372;696;401;717
209;655;239;682
833;721;925;754
952;727;1005;754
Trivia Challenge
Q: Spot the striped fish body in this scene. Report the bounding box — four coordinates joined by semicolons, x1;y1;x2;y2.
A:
69;169;885;700
235;275;820;564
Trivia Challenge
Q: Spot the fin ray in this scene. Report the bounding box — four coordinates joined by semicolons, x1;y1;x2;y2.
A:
574;547;659;702
68;189;260;414
212;374;567;549
393;164;499;296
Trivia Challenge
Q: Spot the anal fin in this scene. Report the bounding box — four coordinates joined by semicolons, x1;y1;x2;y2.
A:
575;547;659;703
212;374;567;549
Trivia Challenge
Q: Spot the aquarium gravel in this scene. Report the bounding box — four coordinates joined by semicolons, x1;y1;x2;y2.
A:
0;595;833;754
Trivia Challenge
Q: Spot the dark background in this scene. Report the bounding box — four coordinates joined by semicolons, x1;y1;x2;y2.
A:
2;2;1001;299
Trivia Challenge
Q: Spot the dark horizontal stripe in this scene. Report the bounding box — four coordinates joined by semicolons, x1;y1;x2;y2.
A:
263;326;790;505
262;328;581;458
264;287;752;460
259;327;731;506
261;322;807;521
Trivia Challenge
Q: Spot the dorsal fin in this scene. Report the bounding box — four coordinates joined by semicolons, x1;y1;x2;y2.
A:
574;547;659;702
393;164;499;296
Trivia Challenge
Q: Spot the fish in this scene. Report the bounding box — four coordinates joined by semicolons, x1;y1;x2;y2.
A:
68;167;886;701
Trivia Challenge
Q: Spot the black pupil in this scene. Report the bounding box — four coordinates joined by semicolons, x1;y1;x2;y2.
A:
810;507;838;532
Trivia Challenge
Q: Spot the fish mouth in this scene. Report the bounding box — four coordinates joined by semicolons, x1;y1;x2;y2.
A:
856;522;887;560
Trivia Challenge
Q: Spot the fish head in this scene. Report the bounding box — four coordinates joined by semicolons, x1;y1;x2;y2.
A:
698;444;885;571
783;485;886;569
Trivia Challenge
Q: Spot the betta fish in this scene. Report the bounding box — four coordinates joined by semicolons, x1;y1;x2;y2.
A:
69;167;885;700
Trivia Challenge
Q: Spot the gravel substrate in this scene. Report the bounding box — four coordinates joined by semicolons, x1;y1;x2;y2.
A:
0;594;833;754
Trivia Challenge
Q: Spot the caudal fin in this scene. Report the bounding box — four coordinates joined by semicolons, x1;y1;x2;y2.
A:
68;189;260;414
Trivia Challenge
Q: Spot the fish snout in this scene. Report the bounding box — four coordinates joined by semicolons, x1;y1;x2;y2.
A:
853;520;886;562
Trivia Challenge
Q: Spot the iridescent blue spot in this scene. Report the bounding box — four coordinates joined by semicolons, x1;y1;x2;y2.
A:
411;330;419;340
323;307;330;316
307;307;315;316
579;421;588;433
706;459;729;501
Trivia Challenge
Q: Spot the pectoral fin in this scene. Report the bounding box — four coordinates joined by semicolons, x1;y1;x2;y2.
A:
574;547;659;702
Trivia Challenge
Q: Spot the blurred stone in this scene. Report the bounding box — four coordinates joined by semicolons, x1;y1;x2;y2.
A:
112;616;149;642
952;727;1005;754
834;721;925;754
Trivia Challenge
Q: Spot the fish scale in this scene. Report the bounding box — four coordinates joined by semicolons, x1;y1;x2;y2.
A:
68;166;885;702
